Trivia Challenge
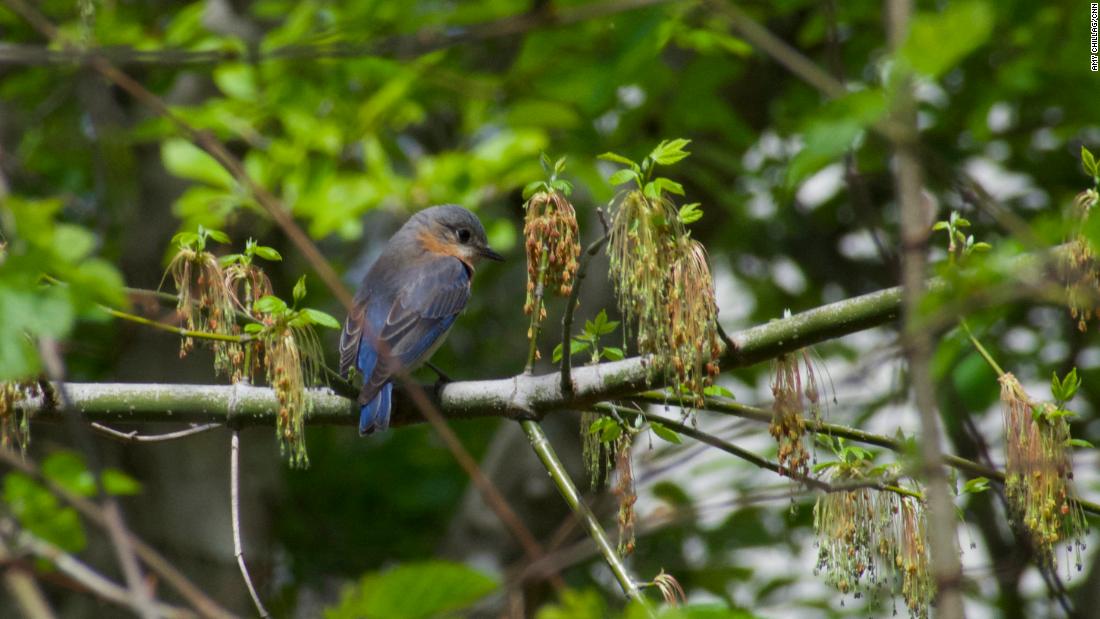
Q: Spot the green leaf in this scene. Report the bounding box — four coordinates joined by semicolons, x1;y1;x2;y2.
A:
900;1;993;78
703;384;735;398
42;451;96;497
213;63;258;101
1082;146;1098;178
961;477;990;494
651;177;685;196
325;561;498;619
102;469;143;496
203;228;230;244
4;473;86;553
161;139;235;189
302;308;341;329
608;168;638;186
171;231;201;250
251;246;282;261
552;338;591;363
293;275;307;303
219;253;244;266
253;295;288;314
601;346;624;361
932;221;950;231
243;323;265;334
550;179;573;195
786;89;886;185
650;422;682;444
522;180;547;201
598;152;637;167
1067;438;1094;449
678;203;703;224
648;138;692;166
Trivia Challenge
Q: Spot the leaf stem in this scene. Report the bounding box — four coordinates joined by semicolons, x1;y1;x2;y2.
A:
959;319;1005;377
101;306;251;343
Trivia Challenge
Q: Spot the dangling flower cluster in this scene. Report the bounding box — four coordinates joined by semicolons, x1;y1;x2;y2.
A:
223;244;276;384
164;230;238;377
608;191;719;406
580;410;610;488
1064;188;1100;331
999;373;1088;569
613;431;637;556
523;189;580;330
814;468;933;618
163;230;336;467
893;497;934;617
667;238;722;398
0;381;37;453
261;321;324;468
769;349;823;480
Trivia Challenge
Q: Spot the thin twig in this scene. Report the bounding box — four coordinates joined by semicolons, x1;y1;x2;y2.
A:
888;2;965;611
519;419;649;608
0;0;675;67
36;339;158;619
5;521;198;619
959;319;1006;377
0;448;239;619
90;422;220;443
230;431;270;618
561;233;609;397
600;403;924;501
101;306;251;343
626;391;1100;517
0;535;56;619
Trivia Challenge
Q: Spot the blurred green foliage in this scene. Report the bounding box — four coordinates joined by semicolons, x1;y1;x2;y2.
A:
1;0;1099;616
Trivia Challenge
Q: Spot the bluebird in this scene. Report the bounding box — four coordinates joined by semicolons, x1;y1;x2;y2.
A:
339;204;504;435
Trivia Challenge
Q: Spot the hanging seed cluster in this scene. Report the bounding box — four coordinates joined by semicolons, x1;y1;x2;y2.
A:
613;432;637;556
166;248;238;376
999;373;1088;569
608;191;720;404
814;478;934;618
769;351;823;479
523;190;580;330
1064;189;1100;331
0;381;36;453
262;324;323;469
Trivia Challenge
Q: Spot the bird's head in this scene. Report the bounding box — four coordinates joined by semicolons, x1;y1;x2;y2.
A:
411;204;504;266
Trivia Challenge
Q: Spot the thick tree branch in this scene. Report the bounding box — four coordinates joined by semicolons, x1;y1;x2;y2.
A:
19;282;903;427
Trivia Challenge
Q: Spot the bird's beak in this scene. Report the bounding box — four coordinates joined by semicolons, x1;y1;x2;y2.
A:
479;245;505;262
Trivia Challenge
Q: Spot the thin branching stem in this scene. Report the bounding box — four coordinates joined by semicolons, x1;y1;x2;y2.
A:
102;306;251;343
90;423;220;443
561;233;609;396
526;252;550;374
0;448;237;618
519;419;650;609
230;430;270;619
960;319;1006;377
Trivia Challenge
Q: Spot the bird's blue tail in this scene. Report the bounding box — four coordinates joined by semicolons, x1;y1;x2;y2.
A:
359;382;393;435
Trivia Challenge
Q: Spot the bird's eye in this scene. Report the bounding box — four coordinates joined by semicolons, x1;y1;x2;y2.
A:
457;228;471;243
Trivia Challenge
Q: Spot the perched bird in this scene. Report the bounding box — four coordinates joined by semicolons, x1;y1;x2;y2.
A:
339;205;504;434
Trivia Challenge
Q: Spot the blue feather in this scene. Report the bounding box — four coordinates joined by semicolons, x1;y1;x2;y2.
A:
359;382;393;435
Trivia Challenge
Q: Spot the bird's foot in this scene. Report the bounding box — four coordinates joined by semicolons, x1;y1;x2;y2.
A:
426;361;453;392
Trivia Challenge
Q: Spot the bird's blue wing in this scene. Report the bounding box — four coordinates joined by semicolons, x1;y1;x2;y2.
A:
358;256;471;406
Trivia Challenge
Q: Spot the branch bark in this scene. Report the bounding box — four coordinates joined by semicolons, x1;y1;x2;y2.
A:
19;282;902;426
